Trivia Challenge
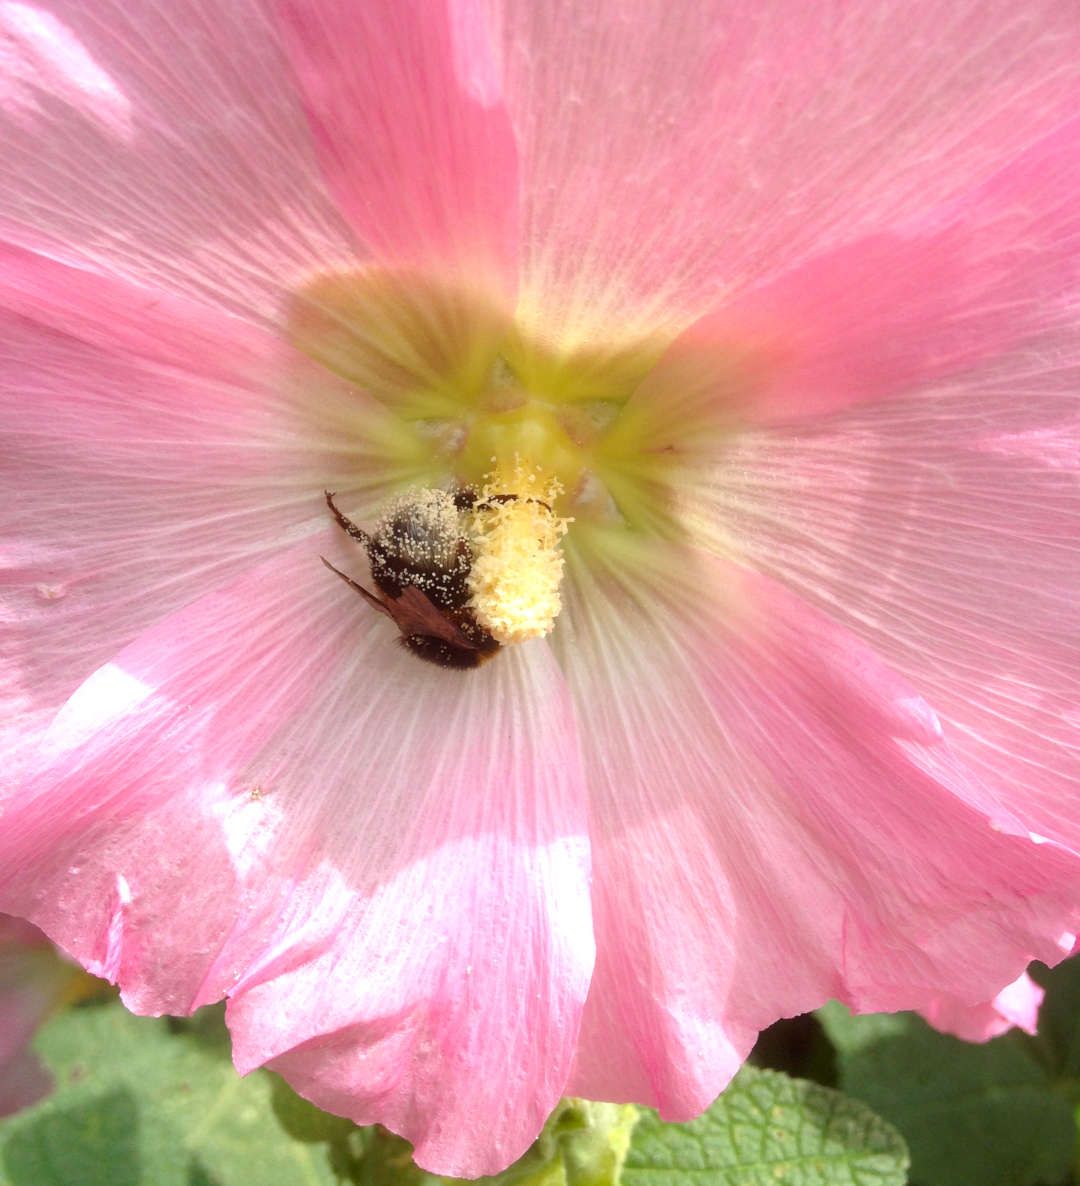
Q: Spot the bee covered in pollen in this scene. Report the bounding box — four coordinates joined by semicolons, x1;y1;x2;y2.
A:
322;465;569;670
322;488;499;668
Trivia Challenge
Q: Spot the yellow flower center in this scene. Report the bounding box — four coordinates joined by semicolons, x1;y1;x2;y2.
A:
285;265;716;646
286;268;675;519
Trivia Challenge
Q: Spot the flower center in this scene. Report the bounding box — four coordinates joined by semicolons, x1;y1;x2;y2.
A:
286;268;673;538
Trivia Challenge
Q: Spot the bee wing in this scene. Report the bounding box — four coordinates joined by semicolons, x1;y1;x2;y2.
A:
320;557;393;619
322;558;481;652
387;585;481;650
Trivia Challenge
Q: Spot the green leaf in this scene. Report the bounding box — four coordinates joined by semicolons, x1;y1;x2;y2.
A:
1029;957;1080;1083
0;998;346;1186
818;1001;1074;1186
622;1065;908;1185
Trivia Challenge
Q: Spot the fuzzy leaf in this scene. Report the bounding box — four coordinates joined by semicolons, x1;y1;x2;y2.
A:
818;1002;1074;1186
0;999;344;1186
622;1065;908;1185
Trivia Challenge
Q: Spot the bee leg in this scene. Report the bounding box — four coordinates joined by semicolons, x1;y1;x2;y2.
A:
320;556;391;619
324;490;370;545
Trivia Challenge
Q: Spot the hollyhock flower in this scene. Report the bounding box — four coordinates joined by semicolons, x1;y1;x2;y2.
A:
1;0;1079;1176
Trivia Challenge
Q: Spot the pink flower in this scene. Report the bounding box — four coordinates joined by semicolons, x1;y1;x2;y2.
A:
2;0;1079;1176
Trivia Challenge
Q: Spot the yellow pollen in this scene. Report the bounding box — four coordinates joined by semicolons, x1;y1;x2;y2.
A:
466;461;569;645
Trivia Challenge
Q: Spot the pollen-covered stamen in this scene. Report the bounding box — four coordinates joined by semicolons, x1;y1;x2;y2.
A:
465;462;569;645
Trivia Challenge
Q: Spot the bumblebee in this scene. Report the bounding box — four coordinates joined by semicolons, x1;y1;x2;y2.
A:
322;489;500;669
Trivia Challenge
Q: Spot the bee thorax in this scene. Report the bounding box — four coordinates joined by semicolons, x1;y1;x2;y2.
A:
369;488;472;606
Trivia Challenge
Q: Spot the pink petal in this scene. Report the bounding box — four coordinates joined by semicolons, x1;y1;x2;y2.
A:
0;542;592;1177
498;0;1080;344
0;242;273;379
705;326;1080;863
919;971;1045;1042
553;545;1080;1116
275;0;519;297
629;114;1080;437
0;915;80;1116
0;0;357;318
0;248;401;782
0;1047;52;1118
